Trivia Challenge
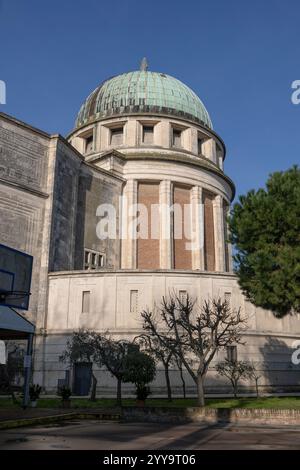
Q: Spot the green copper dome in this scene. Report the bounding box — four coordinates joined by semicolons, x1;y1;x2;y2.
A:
75;71;212;130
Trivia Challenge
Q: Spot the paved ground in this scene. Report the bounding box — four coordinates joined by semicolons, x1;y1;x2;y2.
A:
0;408;75;422
1;420;300;450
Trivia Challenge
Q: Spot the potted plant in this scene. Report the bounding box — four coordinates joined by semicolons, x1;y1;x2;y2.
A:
29;384;42;407
57;385;72;408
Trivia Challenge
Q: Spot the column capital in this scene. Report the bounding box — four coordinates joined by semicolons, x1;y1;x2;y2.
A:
190;185;203;199
213;194;223;206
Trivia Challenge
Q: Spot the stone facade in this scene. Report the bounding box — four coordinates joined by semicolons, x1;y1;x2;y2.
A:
1;67;300;396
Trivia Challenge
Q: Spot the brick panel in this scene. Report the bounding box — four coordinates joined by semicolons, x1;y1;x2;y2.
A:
137;182;159;269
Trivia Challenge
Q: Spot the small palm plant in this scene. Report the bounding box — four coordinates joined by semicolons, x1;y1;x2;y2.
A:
29;384;42;407
57;385;72;408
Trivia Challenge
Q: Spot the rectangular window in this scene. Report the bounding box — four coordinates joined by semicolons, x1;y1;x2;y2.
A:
142;126;154;144
91;253;97;268
227;345;237;363
172;128;182;148
85;135;93;153
224;292;231;304
82;291;90;314
179;290;187;304
216;143;223;168
130;290;139;314
198;138;203;155
84;250;90;269
84;249;105;270
110;127;123;146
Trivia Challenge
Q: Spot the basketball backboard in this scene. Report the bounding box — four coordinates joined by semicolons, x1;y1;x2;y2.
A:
0;244;33;310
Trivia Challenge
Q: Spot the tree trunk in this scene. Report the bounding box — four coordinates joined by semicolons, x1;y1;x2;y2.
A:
116;377;122;406
196;374;205;407
233;380;238;398
2;365;17;404
179;365;186;399
90;372;97;401
255;378;259;398
164;365;172;402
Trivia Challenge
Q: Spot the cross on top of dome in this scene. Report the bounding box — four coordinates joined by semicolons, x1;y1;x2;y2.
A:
140;57;148;71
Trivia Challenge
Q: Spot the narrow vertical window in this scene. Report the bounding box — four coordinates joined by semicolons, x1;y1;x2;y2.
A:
130;290;138;314
198;137;203;155
179;290;187;304
172;128;182;148
224;292;231;305
110;127;123;146
226;345;237;363
85;135;93;153
82;291;91;314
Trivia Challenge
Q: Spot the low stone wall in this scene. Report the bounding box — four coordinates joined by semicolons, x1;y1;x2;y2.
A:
122;406;300;426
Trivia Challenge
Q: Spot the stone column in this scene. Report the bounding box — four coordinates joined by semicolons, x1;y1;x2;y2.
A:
202;138;217;163
190;186;205;270
224;203;233;272
121;179;138;269
159;180;172;269
213;194;226;272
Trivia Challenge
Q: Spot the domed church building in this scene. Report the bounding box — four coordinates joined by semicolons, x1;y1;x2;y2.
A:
0;61;299;395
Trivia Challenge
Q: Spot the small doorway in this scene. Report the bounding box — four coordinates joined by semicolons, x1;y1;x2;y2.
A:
73;362;92;396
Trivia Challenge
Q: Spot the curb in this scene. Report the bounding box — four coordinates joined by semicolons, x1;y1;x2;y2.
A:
0;411;121;430
2;407;300;430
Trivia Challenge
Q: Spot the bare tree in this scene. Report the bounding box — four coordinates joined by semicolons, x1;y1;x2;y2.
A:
216;359;253;398
173;355;186;399
247;362;262;398
135;335;174;401
141;295;246;407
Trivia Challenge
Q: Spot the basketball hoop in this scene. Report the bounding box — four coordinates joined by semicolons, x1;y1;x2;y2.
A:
0;244;33;310
0;290;30;304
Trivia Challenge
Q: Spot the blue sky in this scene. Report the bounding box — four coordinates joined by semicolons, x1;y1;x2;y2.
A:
0;0;299;199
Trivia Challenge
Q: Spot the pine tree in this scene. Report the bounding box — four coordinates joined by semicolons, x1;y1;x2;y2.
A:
229;166;300;317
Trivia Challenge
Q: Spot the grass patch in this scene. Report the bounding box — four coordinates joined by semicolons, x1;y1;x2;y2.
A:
1;396;300;410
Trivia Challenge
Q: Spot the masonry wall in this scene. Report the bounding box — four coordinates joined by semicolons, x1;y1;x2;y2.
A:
0;113;50;323
74;165;123;270
48;140;82;272
34;270;300;394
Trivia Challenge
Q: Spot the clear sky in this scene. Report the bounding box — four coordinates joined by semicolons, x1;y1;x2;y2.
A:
0;0;299;200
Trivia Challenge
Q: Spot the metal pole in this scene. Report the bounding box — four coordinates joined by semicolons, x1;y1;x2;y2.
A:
22;333;33;409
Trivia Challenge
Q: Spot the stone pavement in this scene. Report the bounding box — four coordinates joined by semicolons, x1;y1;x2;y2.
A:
1;420;300;450
0;408;73;422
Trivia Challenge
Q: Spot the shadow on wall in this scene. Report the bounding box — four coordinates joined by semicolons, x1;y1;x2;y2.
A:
73;168;92;270
259;336;300;393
